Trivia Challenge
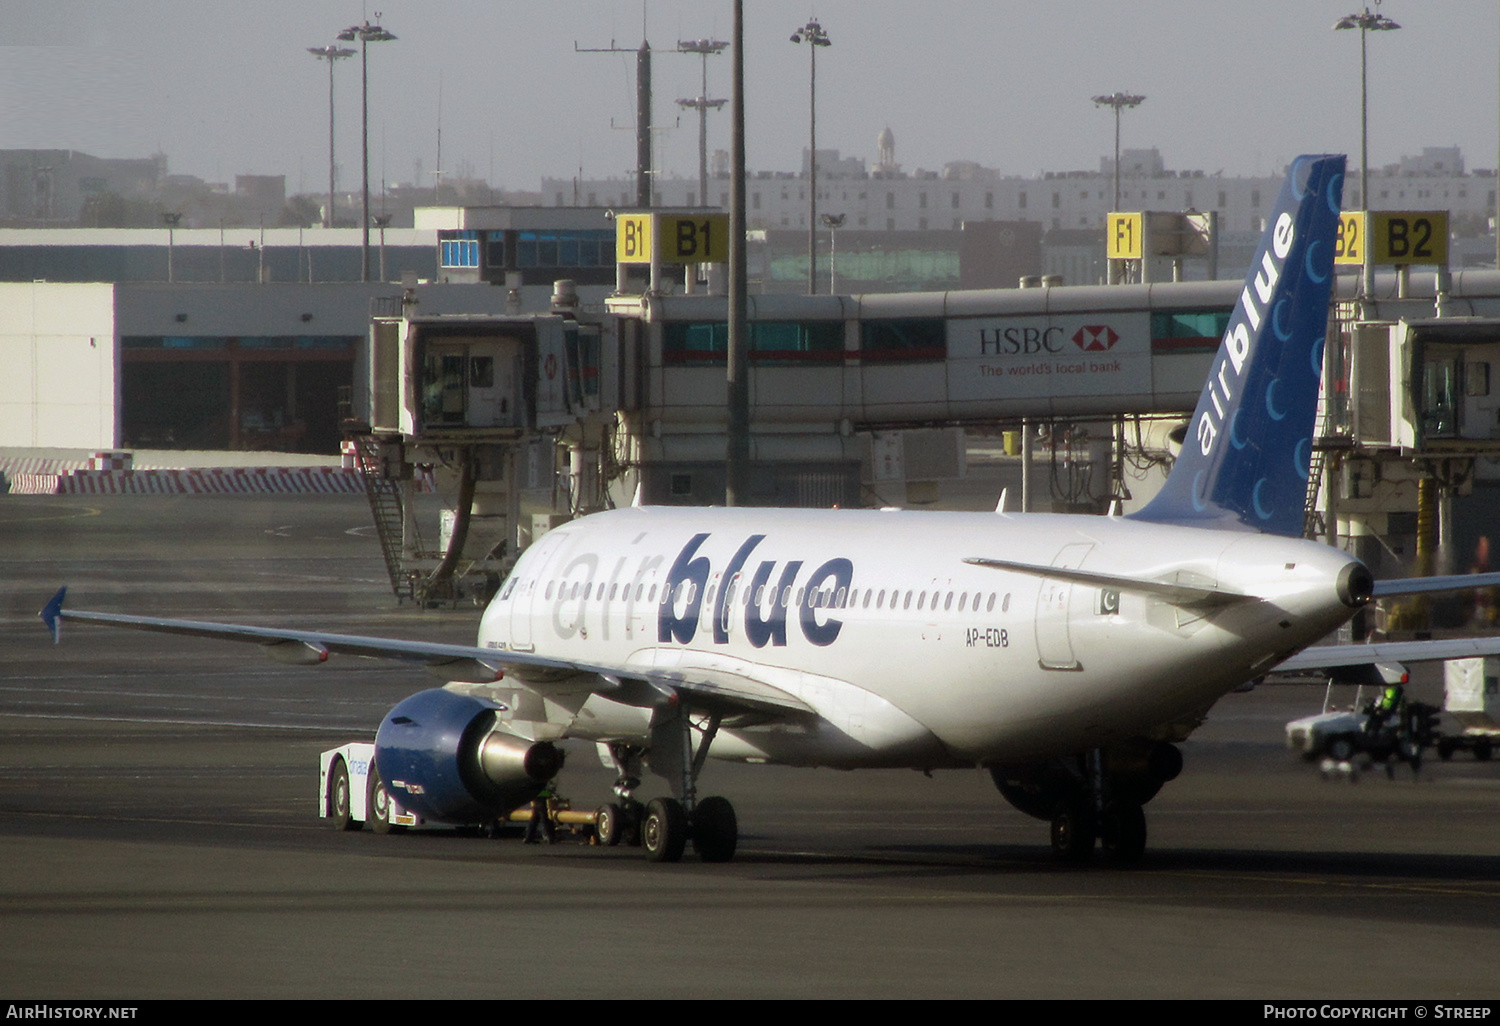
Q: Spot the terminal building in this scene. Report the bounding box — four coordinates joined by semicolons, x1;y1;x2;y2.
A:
7;150;1500;621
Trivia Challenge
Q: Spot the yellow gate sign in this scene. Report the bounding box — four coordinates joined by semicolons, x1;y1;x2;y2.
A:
1334;212;1364;265
1106;213;1143;260
615;214;654;263
1369;211;1448;266
615;213;729;264
1335;210;1448;266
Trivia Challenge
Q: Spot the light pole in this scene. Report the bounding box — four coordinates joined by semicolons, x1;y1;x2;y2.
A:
791;19;831;294
1334;3;1401;297
373;214;392;283
821;212;846;293
337;17;397;283
162;211;181;283
308;45;356;230
676;39;729;208
1092;91;1146;212
1092;91;1145;284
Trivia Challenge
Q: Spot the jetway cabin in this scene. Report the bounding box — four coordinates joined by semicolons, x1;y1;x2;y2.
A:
368;313;603;441
1345;318;1500;453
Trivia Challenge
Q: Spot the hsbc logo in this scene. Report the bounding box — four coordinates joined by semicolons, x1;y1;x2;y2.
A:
1072;325;1119;352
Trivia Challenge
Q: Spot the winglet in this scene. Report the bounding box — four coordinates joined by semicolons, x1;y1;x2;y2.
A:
40;586;67;644
1130;154;1345;537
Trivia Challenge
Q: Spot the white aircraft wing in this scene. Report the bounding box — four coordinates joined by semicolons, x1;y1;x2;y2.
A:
1372;571;1500;597
1276;635;1500;673
40;588;815;719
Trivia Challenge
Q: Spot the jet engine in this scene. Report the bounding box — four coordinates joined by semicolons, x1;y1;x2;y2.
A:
374;688;564;824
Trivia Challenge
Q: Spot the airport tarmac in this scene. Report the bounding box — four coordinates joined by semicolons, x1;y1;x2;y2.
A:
3;494;1500;1000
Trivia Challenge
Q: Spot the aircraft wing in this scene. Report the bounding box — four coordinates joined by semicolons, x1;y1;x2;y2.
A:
1372;571;1500;597
1275;635;1500;673
1270;571;1500;672
39;588;815;720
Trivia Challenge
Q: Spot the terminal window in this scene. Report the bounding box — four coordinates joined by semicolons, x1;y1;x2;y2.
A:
1150;309;1231;352
440;231;480;268
663;321;843;365
861;319;945;362
514;230;613;269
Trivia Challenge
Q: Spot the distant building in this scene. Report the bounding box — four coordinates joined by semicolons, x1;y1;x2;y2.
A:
0;150;162;226
546;141;1500;279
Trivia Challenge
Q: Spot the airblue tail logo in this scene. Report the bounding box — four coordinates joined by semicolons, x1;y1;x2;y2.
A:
1132;154;1345;537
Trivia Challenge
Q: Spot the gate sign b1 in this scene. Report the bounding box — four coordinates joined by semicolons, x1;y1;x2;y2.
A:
615;213;729;264
1334;211;1449;266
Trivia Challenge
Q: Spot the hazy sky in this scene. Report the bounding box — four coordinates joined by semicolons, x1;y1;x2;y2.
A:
1;1;1496;195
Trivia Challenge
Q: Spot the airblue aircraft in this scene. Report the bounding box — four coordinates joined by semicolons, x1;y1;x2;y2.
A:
43;154;1500;864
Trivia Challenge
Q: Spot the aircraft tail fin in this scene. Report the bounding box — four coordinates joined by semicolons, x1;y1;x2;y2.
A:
1130;154;1345;537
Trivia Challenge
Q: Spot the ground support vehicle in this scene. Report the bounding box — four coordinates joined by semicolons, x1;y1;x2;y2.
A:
319;743;627;842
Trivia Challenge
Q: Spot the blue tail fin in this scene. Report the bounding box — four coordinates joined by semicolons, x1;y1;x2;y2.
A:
1131;154;1345;537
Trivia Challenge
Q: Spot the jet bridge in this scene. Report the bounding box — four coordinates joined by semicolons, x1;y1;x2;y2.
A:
348;288;611;604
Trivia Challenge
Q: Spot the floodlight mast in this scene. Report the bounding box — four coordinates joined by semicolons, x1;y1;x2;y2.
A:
308;45;356;230
1334;3;1401;299
336;17;397;282
676;39;729;209
1092;91;1145;285
791;20;831;294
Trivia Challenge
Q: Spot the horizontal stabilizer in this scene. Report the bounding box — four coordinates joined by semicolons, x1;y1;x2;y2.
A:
963;556;1250;606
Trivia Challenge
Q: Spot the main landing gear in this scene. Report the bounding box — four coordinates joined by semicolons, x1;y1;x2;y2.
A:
992;740;1181;866
598;710;738;864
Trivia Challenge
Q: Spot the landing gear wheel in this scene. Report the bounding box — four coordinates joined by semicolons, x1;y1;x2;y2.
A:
642;797;688;863
1050;799;1096;863
595;803;623;847
1475;739;1493;762
329;759;360;831
368;763;402;835
1437;739;1456;761
1099;802;1147;866
691;796;738;863
1327;735;1357;762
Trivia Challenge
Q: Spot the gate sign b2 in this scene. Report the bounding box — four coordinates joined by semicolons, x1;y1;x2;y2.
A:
615;213;729;264
1334;211;1449;266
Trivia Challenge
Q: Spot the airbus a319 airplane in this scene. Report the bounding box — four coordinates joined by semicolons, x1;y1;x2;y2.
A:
42;153;1500;864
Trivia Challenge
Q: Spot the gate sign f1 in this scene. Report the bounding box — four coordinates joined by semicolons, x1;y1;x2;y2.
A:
615;213;729;265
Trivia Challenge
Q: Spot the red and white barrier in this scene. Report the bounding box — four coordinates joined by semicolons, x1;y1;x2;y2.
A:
9;466;368;495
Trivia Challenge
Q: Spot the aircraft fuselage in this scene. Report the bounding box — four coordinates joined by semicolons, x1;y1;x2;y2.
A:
479;506;1363;768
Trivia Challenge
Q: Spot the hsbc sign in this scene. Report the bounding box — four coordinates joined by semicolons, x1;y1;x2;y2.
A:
947;313;1152;405
973;323;1121;356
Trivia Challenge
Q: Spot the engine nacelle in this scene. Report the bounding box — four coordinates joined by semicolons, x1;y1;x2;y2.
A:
374;688;564;824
